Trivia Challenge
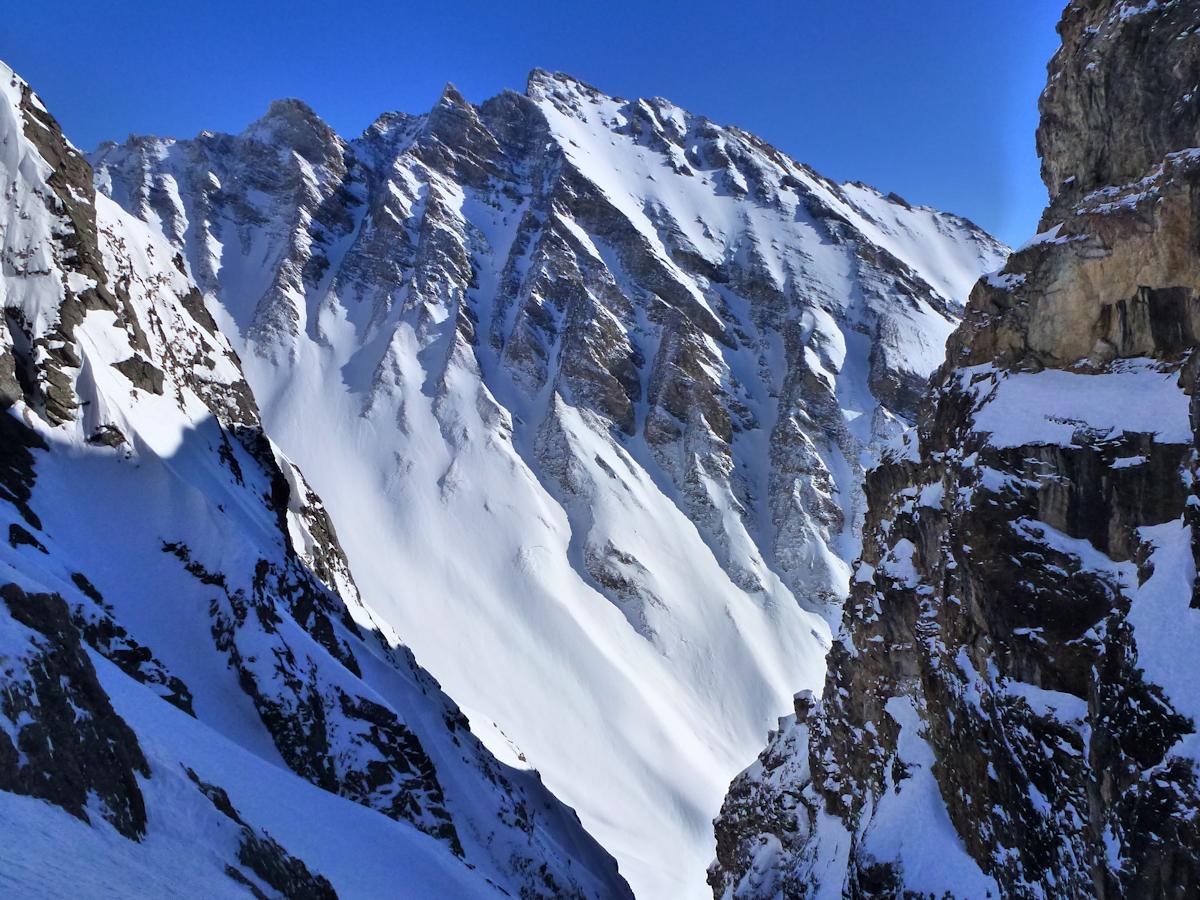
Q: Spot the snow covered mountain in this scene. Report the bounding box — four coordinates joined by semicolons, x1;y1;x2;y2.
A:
0;62;630;899
710;0;1200;895
90;71;1006;897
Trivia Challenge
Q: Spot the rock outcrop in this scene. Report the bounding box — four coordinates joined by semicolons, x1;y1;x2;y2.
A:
710;1;1200;897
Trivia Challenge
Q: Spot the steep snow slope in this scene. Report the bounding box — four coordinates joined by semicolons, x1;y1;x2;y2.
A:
94;72;1006;897
0;62;629;899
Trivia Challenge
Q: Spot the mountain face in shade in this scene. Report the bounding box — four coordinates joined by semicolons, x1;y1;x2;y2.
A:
0;61;630;899
710;1;1200;896
88;69;1006;897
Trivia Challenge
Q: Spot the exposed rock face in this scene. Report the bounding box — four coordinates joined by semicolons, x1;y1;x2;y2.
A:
0;62;628;899
710;1;1200;897
93;72;1005;896
0;583;150;839
183;765;339;899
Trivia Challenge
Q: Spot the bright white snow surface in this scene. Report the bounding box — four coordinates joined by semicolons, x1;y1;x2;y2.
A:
93;72;1006;898
237;299;832;899
965;359;1192;448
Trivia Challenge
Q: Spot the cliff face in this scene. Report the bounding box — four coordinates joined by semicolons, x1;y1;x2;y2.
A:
711;1;1200;896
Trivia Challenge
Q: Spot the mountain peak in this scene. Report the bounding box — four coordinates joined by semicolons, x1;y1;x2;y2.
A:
525;68;612;103
437;82;470;109
244;97;340;158
263;96;319;120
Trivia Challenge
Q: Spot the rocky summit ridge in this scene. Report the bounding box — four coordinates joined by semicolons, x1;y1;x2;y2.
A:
89;65;1005;897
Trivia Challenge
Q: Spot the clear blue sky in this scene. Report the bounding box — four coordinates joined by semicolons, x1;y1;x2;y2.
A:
5;1;1062;246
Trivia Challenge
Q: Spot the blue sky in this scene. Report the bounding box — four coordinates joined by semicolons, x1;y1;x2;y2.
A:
5;1;1061;245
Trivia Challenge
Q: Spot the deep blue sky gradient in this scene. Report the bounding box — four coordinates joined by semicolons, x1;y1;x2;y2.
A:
5;1;1062;245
